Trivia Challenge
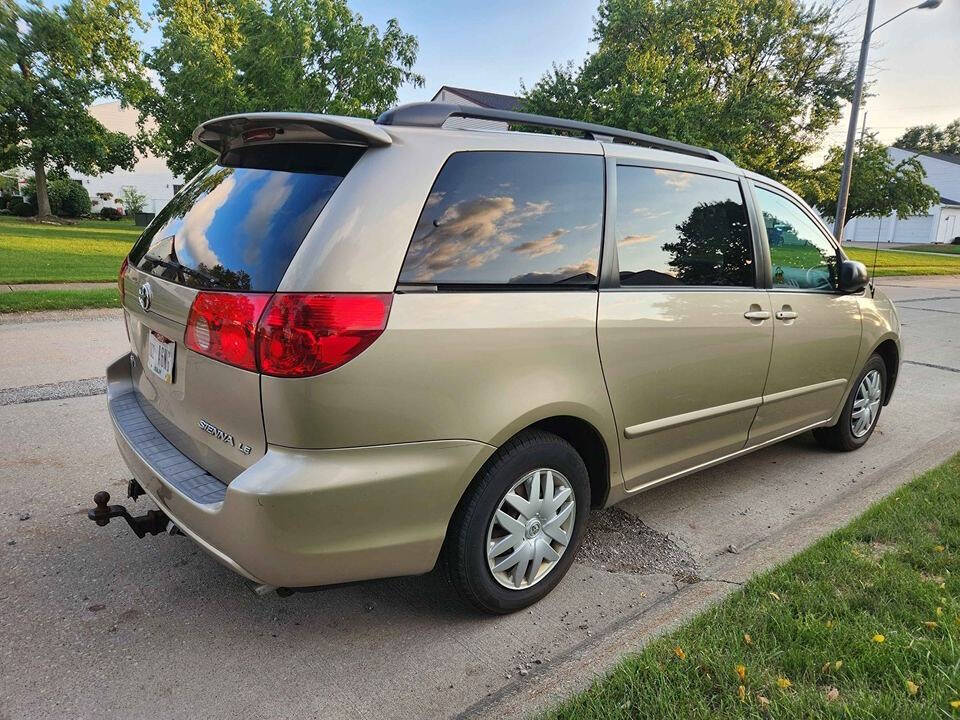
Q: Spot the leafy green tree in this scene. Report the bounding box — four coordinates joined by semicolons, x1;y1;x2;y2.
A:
0;0;146;218
797;133;940;226
895;119;960;156
121;186;147;214
521;0;854;184
142;0;423;177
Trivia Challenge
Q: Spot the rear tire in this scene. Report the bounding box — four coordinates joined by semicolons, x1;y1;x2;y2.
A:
813;354;886;452
443;430;590;614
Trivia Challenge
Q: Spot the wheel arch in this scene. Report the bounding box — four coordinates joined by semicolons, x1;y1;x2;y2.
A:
871;337;900;405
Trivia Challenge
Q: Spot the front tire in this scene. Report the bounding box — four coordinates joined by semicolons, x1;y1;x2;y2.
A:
444;430;590;614
813;354;887;452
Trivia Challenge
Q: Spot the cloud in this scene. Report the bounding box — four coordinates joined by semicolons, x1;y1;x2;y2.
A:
620;233;659;245
509;258;598;285
242;173;295;265
425;191;446;208
574;222;599;231
405;195;518;279
654;169;693;190
631;207;671;219
512;228;567;257
177;174;235;268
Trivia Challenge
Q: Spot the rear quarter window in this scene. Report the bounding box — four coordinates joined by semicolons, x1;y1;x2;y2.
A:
129;144;363;291
398;151;604;287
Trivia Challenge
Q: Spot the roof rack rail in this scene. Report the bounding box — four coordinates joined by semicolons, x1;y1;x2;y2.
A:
376;102;734;165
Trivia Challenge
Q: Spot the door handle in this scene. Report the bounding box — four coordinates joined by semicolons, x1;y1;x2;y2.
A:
776;310;798;320
743;310;771;321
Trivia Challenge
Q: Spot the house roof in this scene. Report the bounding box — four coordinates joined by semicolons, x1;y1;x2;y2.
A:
431;86;521;111
892;147;960;167
941;196;960;207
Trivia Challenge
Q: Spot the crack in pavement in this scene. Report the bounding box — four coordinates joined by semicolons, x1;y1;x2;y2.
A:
898;305;960;316
903;360;960;374
0;377;106;406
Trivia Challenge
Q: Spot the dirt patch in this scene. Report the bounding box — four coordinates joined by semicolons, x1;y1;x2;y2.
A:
576;507;698;580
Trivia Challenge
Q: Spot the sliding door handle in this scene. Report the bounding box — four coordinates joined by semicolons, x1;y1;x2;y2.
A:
743;310;771;321
776;310;798;320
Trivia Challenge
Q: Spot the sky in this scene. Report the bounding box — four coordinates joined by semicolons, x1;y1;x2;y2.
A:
132;0;960;157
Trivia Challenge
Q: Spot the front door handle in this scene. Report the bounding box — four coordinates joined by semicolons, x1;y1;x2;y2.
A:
776;310;798;320
743;310;771;321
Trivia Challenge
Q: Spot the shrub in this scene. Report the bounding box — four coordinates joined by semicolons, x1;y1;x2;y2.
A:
100;206;123;220
47;179;91;217
951;236;960;245
11;200;36;217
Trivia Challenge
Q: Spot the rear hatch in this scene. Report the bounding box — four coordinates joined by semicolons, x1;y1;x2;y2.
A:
120;118;373;482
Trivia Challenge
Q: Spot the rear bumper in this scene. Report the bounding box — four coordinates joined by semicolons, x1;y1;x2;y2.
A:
106;354;494;587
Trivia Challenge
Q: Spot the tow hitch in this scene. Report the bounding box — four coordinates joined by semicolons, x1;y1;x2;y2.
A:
87;480;171;538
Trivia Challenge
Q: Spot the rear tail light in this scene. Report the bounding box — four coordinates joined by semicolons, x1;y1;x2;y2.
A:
183;292;392;377
118;257;129;298
185;292;272;372
258;294;392;377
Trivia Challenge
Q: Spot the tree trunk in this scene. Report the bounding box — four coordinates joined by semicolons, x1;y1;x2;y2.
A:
32;158;52;219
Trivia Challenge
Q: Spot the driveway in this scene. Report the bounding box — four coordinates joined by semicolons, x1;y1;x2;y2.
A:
1;276;958;719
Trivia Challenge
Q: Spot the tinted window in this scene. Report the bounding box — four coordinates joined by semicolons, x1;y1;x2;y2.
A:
398;152;604;286
756;187;838;290
129;144;363;291
615;167;754;287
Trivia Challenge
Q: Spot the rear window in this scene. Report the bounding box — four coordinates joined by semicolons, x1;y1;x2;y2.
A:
129;144;363;291
398;151;604;287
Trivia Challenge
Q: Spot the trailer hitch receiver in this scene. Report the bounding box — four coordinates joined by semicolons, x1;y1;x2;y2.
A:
87;490;170;538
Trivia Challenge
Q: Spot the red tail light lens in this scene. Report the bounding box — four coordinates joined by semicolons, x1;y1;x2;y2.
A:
257;294;392;377
185;292;272;372
118;257;129;298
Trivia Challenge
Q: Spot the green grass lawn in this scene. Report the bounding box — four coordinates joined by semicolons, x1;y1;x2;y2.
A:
890;243;960;256
0;215;139;284
847;247;960;276
546;453;960;719
0;288;121;313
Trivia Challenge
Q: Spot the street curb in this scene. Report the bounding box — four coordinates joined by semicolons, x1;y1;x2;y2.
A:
460;428;959;719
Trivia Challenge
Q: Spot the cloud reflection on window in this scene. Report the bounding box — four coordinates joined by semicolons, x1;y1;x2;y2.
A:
399;152;604;285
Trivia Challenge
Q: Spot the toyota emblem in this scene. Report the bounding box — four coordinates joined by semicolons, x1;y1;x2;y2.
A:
138;282;153;311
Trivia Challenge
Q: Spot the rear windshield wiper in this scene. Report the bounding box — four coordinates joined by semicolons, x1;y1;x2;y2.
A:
143;254;218;287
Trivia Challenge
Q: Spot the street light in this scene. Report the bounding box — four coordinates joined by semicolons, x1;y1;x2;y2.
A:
832;0;942;242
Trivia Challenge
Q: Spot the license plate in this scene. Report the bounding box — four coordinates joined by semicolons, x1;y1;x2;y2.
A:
147;331;176;383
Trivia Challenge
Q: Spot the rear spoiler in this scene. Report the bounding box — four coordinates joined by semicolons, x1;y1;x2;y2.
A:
193;112;393;155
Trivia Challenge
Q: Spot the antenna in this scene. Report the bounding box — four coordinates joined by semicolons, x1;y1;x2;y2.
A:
870;215;882;297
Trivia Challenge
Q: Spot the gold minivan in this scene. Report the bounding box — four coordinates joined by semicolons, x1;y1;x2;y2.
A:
93;104;901;613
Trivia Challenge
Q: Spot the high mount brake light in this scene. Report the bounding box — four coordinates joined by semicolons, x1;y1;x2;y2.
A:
184;292;392;377
258;294;393;377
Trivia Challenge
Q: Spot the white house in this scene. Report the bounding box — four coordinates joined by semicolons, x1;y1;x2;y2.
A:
843;148;960;245
72;101;184;214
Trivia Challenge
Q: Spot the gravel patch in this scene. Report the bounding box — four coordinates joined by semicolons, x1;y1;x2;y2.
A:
0;377;106;406
576;506;698;580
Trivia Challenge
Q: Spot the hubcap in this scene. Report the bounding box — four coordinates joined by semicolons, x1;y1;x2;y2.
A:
486;468;576;590
851;369;882;438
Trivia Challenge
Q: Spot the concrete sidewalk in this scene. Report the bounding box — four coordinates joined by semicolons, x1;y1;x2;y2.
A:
1;281;115;293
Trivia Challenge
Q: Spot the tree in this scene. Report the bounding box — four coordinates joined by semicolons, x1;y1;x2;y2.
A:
141;0;423;178
797;133;939;225
895;119;960;156
0;0;146;219
121;186;147;214
521;0;854;185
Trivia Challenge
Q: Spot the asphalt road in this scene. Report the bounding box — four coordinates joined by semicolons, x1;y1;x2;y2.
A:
1;276;959;719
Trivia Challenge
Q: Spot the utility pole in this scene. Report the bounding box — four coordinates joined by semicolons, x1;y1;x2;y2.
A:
833;0;875;243
832;0;942;243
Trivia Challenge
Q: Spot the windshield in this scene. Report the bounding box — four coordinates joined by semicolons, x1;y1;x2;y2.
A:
129;144;363;291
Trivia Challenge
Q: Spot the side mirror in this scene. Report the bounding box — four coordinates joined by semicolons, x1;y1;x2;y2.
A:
839;259;869;293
